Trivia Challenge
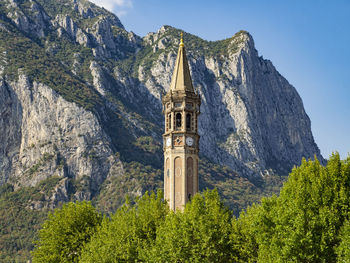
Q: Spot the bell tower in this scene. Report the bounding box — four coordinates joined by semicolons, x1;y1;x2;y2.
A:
162;33;201;211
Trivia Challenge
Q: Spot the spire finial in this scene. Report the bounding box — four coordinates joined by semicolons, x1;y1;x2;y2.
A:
180;32;184;47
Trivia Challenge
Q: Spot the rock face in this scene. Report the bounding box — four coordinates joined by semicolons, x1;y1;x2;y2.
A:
198;33;319;176
138;28;324;176
5;0;50;38
0;0;324;202
0;74;123;198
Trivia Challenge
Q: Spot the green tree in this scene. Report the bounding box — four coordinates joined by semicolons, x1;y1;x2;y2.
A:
231;153;350;262
32;201;102;263
148;189;233;262
337;219;350;262
30;153;350;262
79;190;168;262
230;198;277;263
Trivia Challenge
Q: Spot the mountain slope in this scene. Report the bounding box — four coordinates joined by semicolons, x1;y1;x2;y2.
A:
0;0;324;260
135;26;324;176
0;0;325;218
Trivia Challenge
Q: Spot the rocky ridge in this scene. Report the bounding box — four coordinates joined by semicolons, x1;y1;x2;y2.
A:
136;26;324;176
0;0;324;204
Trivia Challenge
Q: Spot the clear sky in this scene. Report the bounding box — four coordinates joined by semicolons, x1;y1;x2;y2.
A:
91;0;350;160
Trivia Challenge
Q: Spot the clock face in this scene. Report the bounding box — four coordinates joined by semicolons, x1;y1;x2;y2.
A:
166;137;171;147
186;137;194;146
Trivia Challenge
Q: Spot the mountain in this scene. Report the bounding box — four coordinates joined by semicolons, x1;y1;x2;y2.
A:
0;0;324;260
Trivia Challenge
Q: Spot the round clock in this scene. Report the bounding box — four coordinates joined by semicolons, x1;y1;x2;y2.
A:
166;137;171;147
186;137;194;146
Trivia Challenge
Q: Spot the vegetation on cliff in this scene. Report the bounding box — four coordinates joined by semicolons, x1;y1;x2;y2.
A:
31;153;350;262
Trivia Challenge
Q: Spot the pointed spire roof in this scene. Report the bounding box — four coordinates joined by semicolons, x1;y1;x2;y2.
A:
170;32;194;93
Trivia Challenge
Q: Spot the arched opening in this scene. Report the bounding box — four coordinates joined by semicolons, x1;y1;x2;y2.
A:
187;157;193;201
165;158;170;200
194;115;197;132
176;113;182;130
168;113;171;130
192;113;195;131
186;113;191;130
174;157;182;208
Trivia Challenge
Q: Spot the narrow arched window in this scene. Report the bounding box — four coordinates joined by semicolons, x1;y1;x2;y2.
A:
168;114;171;130
194;115;197;132
176;113;182;129
186;113;191;130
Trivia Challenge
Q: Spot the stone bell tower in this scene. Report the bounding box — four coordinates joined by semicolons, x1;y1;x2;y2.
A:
162;33;201;211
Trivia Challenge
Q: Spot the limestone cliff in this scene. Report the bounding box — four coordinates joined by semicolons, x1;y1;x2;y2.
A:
0;75;123;204
133;27;324;176
0;0;323;203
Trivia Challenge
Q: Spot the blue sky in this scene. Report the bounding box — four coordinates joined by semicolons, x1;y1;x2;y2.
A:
92;0;350;159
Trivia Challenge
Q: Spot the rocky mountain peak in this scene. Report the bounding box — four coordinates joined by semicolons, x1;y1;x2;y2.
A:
229;30;256;54
0;0;324;206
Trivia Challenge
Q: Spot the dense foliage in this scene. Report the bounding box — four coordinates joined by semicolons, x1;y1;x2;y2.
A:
31;201;102;263
147;190;233;263
0;159;281;262
0;177;62;262
80;191;168;262
31;153;350;262
337;219;350;261
231;153;350;262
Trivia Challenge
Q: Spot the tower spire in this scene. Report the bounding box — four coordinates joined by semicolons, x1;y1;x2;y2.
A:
180;32;184;47
169;32;194;92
